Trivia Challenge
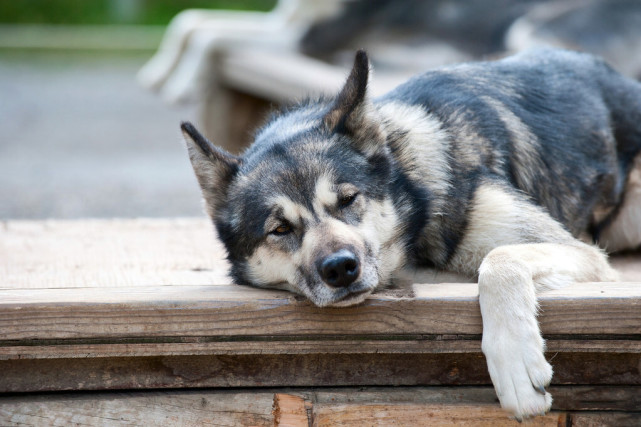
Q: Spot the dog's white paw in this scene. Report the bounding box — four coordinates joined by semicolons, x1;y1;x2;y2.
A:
482;329;553;420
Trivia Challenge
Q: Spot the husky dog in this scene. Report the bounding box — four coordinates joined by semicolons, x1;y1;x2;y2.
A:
181;48;641;420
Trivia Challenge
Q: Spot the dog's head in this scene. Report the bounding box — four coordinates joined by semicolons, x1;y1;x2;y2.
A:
182;51;405;306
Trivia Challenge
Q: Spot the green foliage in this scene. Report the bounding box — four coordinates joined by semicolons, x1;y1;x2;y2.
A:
0;0;277;25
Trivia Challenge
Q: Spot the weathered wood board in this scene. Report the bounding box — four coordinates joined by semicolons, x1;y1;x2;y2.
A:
0;218;229;289
2;352;640;393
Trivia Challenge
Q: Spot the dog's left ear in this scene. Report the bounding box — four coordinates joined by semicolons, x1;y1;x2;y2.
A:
181;121;241;218
323;50;385;153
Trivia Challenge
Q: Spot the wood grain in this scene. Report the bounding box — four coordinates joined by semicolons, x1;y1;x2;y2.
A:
311;386;641;412
311;403;564;426
570;413;641;426
273;394;312;427
2;353;639;393
7;387;639;427
1;281;639;343
1;339;640;362
0;218;230;289
0;390;274;427
2;386;638;425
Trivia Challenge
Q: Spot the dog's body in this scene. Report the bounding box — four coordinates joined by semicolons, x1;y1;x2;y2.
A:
181;48;641;420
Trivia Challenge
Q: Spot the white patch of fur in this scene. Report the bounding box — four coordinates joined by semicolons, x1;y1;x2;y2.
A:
378;102;452;214
599;154;641;252
268;195;314;227
449;184;561;275
328;291;371;307
449;182;617;281
379;102;451;191
360;198;398;245
359;198;405;284
314;173;337;210
245;246;300;294
377;242;406;285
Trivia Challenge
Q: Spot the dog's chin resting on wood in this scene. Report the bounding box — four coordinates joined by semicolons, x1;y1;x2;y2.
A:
181;48;641;420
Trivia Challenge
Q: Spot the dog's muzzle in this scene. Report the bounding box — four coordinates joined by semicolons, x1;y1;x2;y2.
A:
317;249;360;288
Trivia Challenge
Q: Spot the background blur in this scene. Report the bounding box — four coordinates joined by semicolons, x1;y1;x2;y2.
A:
2;0;640;220
0;0;275;219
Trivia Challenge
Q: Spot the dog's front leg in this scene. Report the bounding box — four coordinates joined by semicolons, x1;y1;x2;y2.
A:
446;182;618;420
477;242;617;420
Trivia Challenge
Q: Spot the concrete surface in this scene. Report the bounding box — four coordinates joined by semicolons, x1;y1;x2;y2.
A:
0;52;205;219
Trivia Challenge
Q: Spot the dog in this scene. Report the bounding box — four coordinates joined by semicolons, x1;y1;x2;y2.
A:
180;48;641;420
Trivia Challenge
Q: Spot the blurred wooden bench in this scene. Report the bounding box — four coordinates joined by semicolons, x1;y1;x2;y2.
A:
203;46;411;152
1;218;640;425
136;0;428;154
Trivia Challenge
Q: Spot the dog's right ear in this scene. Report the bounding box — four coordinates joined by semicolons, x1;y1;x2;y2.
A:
323;50;385;155
181;121;241;217
323;50;370;135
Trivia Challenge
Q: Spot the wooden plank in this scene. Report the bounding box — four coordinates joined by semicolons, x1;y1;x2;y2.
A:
2;353;639;392
1;339;486;360
0;353;490;392
0;390;274;427
0;218;231;289
273;394;312;427
570;413;641;426
311;386;641;412
217;47;410;103
1;281;639;343
550;386;641;412
311;403;564;426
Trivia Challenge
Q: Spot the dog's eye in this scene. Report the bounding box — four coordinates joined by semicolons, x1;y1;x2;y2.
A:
271;223;292;236
338;192;358;208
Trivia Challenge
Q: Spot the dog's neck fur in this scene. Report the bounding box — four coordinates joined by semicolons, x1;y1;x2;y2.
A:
368;99;469;270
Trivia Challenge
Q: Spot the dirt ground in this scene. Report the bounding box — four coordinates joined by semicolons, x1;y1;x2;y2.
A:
0;52;204;219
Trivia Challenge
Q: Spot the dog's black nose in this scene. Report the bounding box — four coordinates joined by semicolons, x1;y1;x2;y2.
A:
318;249;360;288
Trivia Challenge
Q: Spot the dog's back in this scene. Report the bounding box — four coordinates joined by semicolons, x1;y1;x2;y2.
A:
377;48;641;249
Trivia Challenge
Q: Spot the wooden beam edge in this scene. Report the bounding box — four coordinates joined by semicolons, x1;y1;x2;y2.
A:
3;281;639;304
1;282;639;340
1;339;639;361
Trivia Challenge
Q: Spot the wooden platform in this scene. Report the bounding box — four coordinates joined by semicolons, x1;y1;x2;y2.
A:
1;218;640;426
